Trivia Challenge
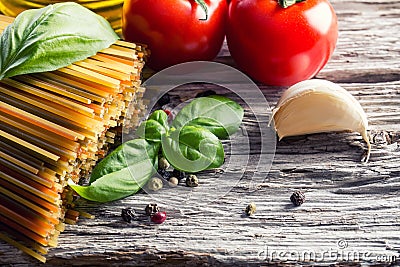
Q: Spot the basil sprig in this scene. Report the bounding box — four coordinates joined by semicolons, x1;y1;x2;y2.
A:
70;96;244;202
0;2;118;79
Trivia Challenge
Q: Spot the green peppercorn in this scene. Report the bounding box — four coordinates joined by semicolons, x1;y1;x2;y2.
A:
185;174;199;187
158;157;170;170
168;177;179;187
245;202;256;216
147;177;163;191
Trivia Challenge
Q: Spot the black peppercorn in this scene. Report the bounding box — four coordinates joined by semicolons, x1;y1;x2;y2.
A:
172;169;186;181
145;203;160;216
290;191;306;206
157;93;170;106
158;169;171;180
121;208;136;223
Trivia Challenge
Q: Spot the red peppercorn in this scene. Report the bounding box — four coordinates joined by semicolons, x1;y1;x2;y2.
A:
151;211;167;224
163;109;174;121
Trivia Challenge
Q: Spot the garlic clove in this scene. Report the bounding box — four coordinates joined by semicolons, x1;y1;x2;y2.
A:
271;79;371;162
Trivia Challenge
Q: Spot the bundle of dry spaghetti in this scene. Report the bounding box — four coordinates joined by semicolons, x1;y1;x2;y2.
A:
0;0;124;34
0;15;148;262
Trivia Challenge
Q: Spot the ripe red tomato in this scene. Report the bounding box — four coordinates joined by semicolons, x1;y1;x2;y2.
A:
226;0;338;86
122;0;227;70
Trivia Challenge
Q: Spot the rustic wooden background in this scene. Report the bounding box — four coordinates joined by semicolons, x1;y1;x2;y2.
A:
1;0;400;265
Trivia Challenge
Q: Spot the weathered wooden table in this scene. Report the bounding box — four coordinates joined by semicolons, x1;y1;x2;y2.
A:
1;0;399;265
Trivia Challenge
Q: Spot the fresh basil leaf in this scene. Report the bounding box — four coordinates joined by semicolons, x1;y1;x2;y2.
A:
162;125;224;172
0;2;118;79
148;110;169;129
186;117;229;139
136;110;169;142
172;95;244;139
136;119;167;142
69;162;153;203
69;139;159;202
90;139;159;183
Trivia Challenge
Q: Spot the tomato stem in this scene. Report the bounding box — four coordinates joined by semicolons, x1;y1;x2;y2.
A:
194;0;208;20
278;0;306;8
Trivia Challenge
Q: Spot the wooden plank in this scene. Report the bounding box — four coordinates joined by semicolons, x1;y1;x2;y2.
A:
1;0;400;265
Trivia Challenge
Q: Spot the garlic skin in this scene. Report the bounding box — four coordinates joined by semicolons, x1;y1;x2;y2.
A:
271;79;371;162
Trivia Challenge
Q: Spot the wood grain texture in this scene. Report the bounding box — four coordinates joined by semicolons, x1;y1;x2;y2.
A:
1;0;400;266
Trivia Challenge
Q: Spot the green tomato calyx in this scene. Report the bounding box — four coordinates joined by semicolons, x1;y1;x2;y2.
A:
278;0;306;8
195;0;208;20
